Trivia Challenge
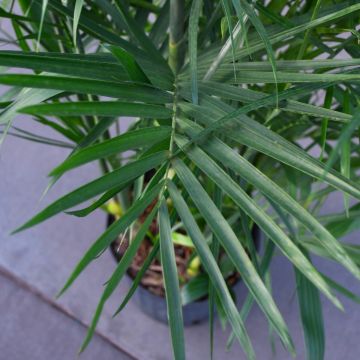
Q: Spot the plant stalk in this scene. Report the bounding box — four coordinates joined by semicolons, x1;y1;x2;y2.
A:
168;0;185;74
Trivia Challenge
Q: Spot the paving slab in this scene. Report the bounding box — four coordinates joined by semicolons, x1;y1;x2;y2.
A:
0;267;132;360
1;122;360;360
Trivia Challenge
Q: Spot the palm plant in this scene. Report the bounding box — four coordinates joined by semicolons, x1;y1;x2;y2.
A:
1;0;360;359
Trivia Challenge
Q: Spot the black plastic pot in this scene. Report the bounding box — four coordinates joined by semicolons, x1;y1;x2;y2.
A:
123;274;211;325
108;215;262;326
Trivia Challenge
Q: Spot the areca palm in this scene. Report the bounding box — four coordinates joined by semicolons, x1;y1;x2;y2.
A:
1;0;360;359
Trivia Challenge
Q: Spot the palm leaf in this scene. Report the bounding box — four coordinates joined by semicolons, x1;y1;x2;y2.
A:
73;0;84;47
168;181;255;360
179;99;360;200
172;158;295;354
58;181;164;297
49;127;171;176
13;151;168;232
80;202;158;352
19;101;172;118
188;0;202;104
179;119;360;280
295;265;325;360
159;200;185;360
0;74;172;103
113;240;160;316
175;134;342;307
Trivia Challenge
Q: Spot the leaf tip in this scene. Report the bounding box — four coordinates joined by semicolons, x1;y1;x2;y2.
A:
10;225;25;235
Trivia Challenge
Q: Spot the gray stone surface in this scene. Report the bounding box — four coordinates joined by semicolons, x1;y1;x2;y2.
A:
0;269;132;360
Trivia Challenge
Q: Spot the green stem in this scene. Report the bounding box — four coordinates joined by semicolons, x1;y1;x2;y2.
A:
129;0;160;13
297;0;323;60
160;78;179;201
169;0;185;74
158;77;179;204
169;79;179;156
